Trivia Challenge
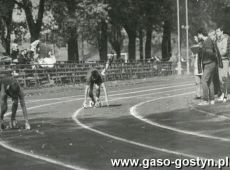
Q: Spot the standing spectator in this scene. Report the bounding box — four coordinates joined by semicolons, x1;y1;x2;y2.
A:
30;40;40;60
197;28;223;106
10;43;19;76
38;51;56;68
216;26;230;102
191;35;203;99
11;43;19;63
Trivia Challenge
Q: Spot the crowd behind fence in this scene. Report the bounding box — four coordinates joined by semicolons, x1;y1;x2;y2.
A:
0;61;183;88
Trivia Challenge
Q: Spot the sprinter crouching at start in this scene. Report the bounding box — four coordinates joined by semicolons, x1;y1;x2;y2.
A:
83;69;109;108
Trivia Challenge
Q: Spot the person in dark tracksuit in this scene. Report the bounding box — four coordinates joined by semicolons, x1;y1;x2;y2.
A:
197;28;223;106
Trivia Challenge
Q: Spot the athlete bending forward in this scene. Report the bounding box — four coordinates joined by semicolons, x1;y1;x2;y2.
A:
0;77;30;130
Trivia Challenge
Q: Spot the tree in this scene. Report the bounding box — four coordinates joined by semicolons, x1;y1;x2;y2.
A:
204;0;230;33
77;0;109;61
160;0;174;61
66;21;79;62
138;29;144;60
15;0;45;42
161;19;172;61
139;0;162;59
108;23;125;59
64;1;80;62
108;0;140;61
49;0;80;62
97;19;108;61
52;0;109;61
0;0;14;55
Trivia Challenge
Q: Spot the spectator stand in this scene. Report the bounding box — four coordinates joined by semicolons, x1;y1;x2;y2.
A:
0;61;177;88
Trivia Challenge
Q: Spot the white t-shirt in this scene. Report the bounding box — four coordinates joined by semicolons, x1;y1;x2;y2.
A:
38;55;56;68
194;54;202;76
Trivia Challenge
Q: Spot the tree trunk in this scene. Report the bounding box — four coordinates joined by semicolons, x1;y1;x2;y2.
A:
98;20;108;61
145;25;152;60
110;41;121;59
68;34;79;62
161;20;172;61
109;24;123;60
115;44;121;60
123;23;137;61
30;29;41;42
139;29;144;60
5;22;11;55
1;7;13;55
22;0;45;43
126;30;136;61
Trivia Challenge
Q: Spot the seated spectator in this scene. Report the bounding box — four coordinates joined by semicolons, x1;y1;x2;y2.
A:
30;40;40;60
18;49;28;64
38;51;56;68
30;40;40;53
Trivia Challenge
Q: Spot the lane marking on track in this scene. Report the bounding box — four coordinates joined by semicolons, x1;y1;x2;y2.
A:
6;86;194;118
189;104;230;120
26;81;193;104
5;83;194;117
0;139;86;170
130;94;230;142
73;91;210;159
0;82;194;169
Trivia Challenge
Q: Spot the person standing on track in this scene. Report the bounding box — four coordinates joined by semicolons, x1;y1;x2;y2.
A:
197;28;223;106
191;35;203;99
215;26;230;103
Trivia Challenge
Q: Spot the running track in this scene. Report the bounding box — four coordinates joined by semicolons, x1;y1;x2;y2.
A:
0;77;230;170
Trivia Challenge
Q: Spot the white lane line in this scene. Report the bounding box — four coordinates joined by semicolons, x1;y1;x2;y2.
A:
5;83;194;118
0;140;86;170
1;99;87;170
26;81;193;103
72;91;208;159
189;104;230;120
6;86;194;118
26;96;77;103
0;83;194;169
130;94;230;142
4;98;81;118
102;87;194;104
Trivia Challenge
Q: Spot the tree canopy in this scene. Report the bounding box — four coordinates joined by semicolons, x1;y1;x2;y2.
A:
0;0;230;61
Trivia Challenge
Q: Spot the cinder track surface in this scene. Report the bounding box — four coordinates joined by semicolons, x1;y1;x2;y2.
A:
0;76;229;170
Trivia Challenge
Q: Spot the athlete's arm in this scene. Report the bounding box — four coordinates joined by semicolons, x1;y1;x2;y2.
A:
101;83;109;106
83;85;90;107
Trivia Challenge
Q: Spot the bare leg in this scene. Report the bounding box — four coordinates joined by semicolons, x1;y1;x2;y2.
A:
89;84;96;104
10;97;18;129
95;84;101;100
83;85;89;108
94;84;101;107
101;83;109;106
0;84;7;130
19;89;30;130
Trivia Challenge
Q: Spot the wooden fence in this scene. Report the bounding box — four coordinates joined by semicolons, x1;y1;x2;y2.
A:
0;61;177;88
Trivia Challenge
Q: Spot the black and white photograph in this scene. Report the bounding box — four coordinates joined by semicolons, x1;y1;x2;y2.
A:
1;0;230;169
